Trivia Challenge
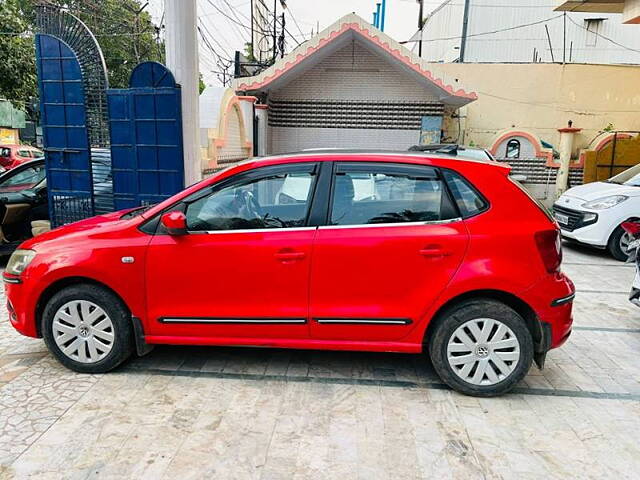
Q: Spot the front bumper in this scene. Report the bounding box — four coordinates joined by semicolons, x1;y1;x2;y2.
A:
3;272;39;338
552;204;609;247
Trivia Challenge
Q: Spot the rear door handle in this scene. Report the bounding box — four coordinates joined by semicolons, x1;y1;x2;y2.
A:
419;246;452;258
275;251;306;262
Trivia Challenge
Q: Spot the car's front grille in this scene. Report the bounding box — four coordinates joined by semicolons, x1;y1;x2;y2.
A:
552;204;592;232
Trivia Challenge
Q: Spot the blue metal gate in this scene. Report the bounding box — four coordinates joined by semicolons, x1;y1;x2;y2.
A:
107;62;184;210
35;34;94;226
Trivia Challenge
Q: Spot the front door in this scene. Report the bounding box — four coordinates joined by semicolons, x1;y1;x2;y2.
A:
310;162;469;342
144;163;319;341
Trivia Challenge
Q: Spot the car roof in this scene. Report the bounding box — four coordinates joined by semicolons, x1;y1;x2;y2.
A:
248;149;501;168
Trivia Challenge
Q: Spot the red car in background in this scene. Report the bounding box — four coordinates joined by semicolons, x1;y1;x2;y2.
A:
3;151;574;397
0;144;43;170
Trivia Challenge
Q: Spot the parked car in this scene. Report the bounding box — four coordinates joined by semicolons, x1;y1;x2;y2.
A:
409;144;497;162
553;162;640;261
619;220;640;306
0;160;48;255
0;154;113;255
0;144;43;170
4;151;574;397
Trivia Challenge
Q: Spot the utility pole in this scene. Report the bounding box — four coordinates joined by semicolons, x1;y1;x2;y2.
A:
417;0;424;58
459;0;471;62
164;0;201;184
279;12;286;58
272;0;277;62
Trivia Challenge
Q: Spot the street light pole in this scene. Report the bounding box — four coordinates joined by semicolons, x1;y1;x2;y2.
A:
164;0;201;185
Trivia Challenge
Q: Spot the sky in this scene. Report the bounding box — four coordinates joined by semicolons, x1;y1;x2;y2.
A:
146;0;444;86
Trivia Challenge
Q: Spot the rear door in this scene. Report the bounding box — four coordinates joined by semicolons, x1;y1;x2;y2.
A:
309;162;469;342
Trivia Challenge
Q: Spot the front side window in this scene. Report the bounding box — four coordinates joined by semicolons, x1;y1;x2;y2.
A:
185;168;316;231
0;165;46;188
329;164;456;226
0;148;10;158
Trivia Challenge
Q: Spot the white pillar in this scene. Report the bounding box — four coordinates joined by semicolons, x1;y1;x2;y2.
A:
238;96;256;156
255;105;268;156
555;125;581;199
164;0;201;185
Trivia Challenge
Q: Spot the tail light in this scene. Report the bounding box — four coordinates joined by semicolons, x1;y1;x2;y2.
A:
621;221;640;237
535;229;562;273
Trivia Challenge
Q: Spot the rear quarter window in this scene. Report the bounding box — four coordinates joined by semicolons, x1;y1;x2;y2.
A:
442;169;489;218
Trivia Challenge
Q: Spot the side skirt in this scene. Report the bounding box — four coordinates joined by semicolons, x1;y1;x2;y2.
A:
143;335;423;354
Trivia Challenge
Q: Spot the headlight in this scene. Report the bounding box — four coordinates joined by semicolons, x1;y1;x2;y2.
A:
581;195;628;210
6;249;36;276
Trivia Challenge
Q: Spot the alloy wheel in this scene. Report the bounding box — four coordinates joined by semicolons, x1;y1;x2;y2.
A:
620;232;634;256
52;300;115;363
446;318;521;386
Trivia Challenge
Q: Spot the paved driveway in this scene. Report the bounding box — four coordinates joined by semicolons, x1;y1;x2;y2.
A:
1;244;639;479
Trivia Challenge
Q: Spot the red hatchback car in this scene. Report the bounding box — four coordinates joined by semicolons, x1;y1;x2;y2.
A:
0;144;43;170
4;152;574;396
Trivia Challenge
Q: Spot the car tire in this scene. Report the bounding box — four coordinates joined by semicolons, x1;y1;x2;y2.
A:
428;299;533;397
42;284;134;373
608;225;632;262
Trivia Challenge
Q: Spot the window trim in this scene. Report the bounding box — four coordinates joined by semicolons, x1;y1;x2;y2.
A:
325;161;460;229
440;167;490;219
148;162;321;235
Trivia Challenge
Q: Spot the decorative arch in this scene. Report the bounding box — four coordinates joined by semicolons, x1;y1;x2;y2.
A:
209;93;253;170
36;4;109;146
490;129;554;166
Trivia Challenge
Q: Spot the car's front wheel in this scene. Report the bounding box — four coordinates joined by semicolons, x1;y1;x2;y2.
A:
42;284;134;373
429;299;533;397
608;225;633;262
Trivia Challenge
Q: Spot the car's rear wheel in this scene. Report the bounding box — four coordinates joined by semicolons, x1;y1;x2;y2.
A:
429;299;533;397
42;284;134;373
608;225;633;262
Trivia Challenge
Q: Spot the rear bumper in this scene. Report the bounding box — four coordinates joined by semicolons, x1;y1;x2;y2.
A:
523;271;575;350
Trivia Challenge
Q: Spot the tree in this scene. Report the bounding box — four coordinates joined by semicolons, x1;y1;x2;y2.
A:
0;0;38;109
0;0;163;110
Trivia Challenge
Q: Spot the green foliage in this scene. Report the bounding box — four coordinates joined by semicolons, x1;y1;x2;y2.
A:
603;123;615;133
0;0;163;110
0;0;37;109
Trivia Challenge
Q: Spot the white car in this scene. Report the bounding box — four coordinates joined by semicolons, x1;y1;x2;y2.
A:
553;163;640;261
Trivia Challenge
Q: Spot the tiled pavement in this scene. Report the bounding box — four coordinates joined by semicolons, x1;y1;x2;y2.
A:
1;244;640;479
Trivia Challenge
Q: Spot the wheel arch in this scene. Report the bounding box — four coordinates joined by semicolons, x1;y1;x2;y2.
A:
423;289;543;350
34;276;130;337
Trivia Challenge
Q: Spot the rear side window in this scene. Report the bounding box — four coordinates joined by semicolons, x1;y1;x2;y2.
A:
330;163;457;226
0;148;10;158
442;170;488;218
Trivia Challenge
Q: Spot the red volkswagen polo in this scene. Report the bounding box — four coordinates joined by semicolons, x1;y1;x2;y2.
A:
4;151;574;397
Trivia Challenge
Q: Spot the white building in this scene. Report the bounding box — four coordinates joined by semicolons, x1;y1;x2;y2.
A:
231;14;476;157
412;0;640;64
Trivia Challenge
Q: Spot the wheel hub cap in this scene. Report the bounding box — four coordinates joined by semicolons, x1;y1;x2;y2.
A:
446;317;521;386
52;300;114;364
475;345;489;358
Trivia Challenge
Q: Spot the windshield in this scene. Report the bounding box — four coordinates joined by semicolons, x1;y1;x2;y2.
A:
608;163;640;186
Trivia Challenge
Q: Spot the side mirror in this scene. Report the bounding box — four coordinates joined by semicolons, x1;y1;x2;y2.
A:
161;211;187;236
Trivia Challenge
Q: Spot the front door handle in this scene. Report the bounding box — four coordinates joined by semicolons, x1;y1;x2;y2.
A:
419;245;452;258
275;250;306;262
